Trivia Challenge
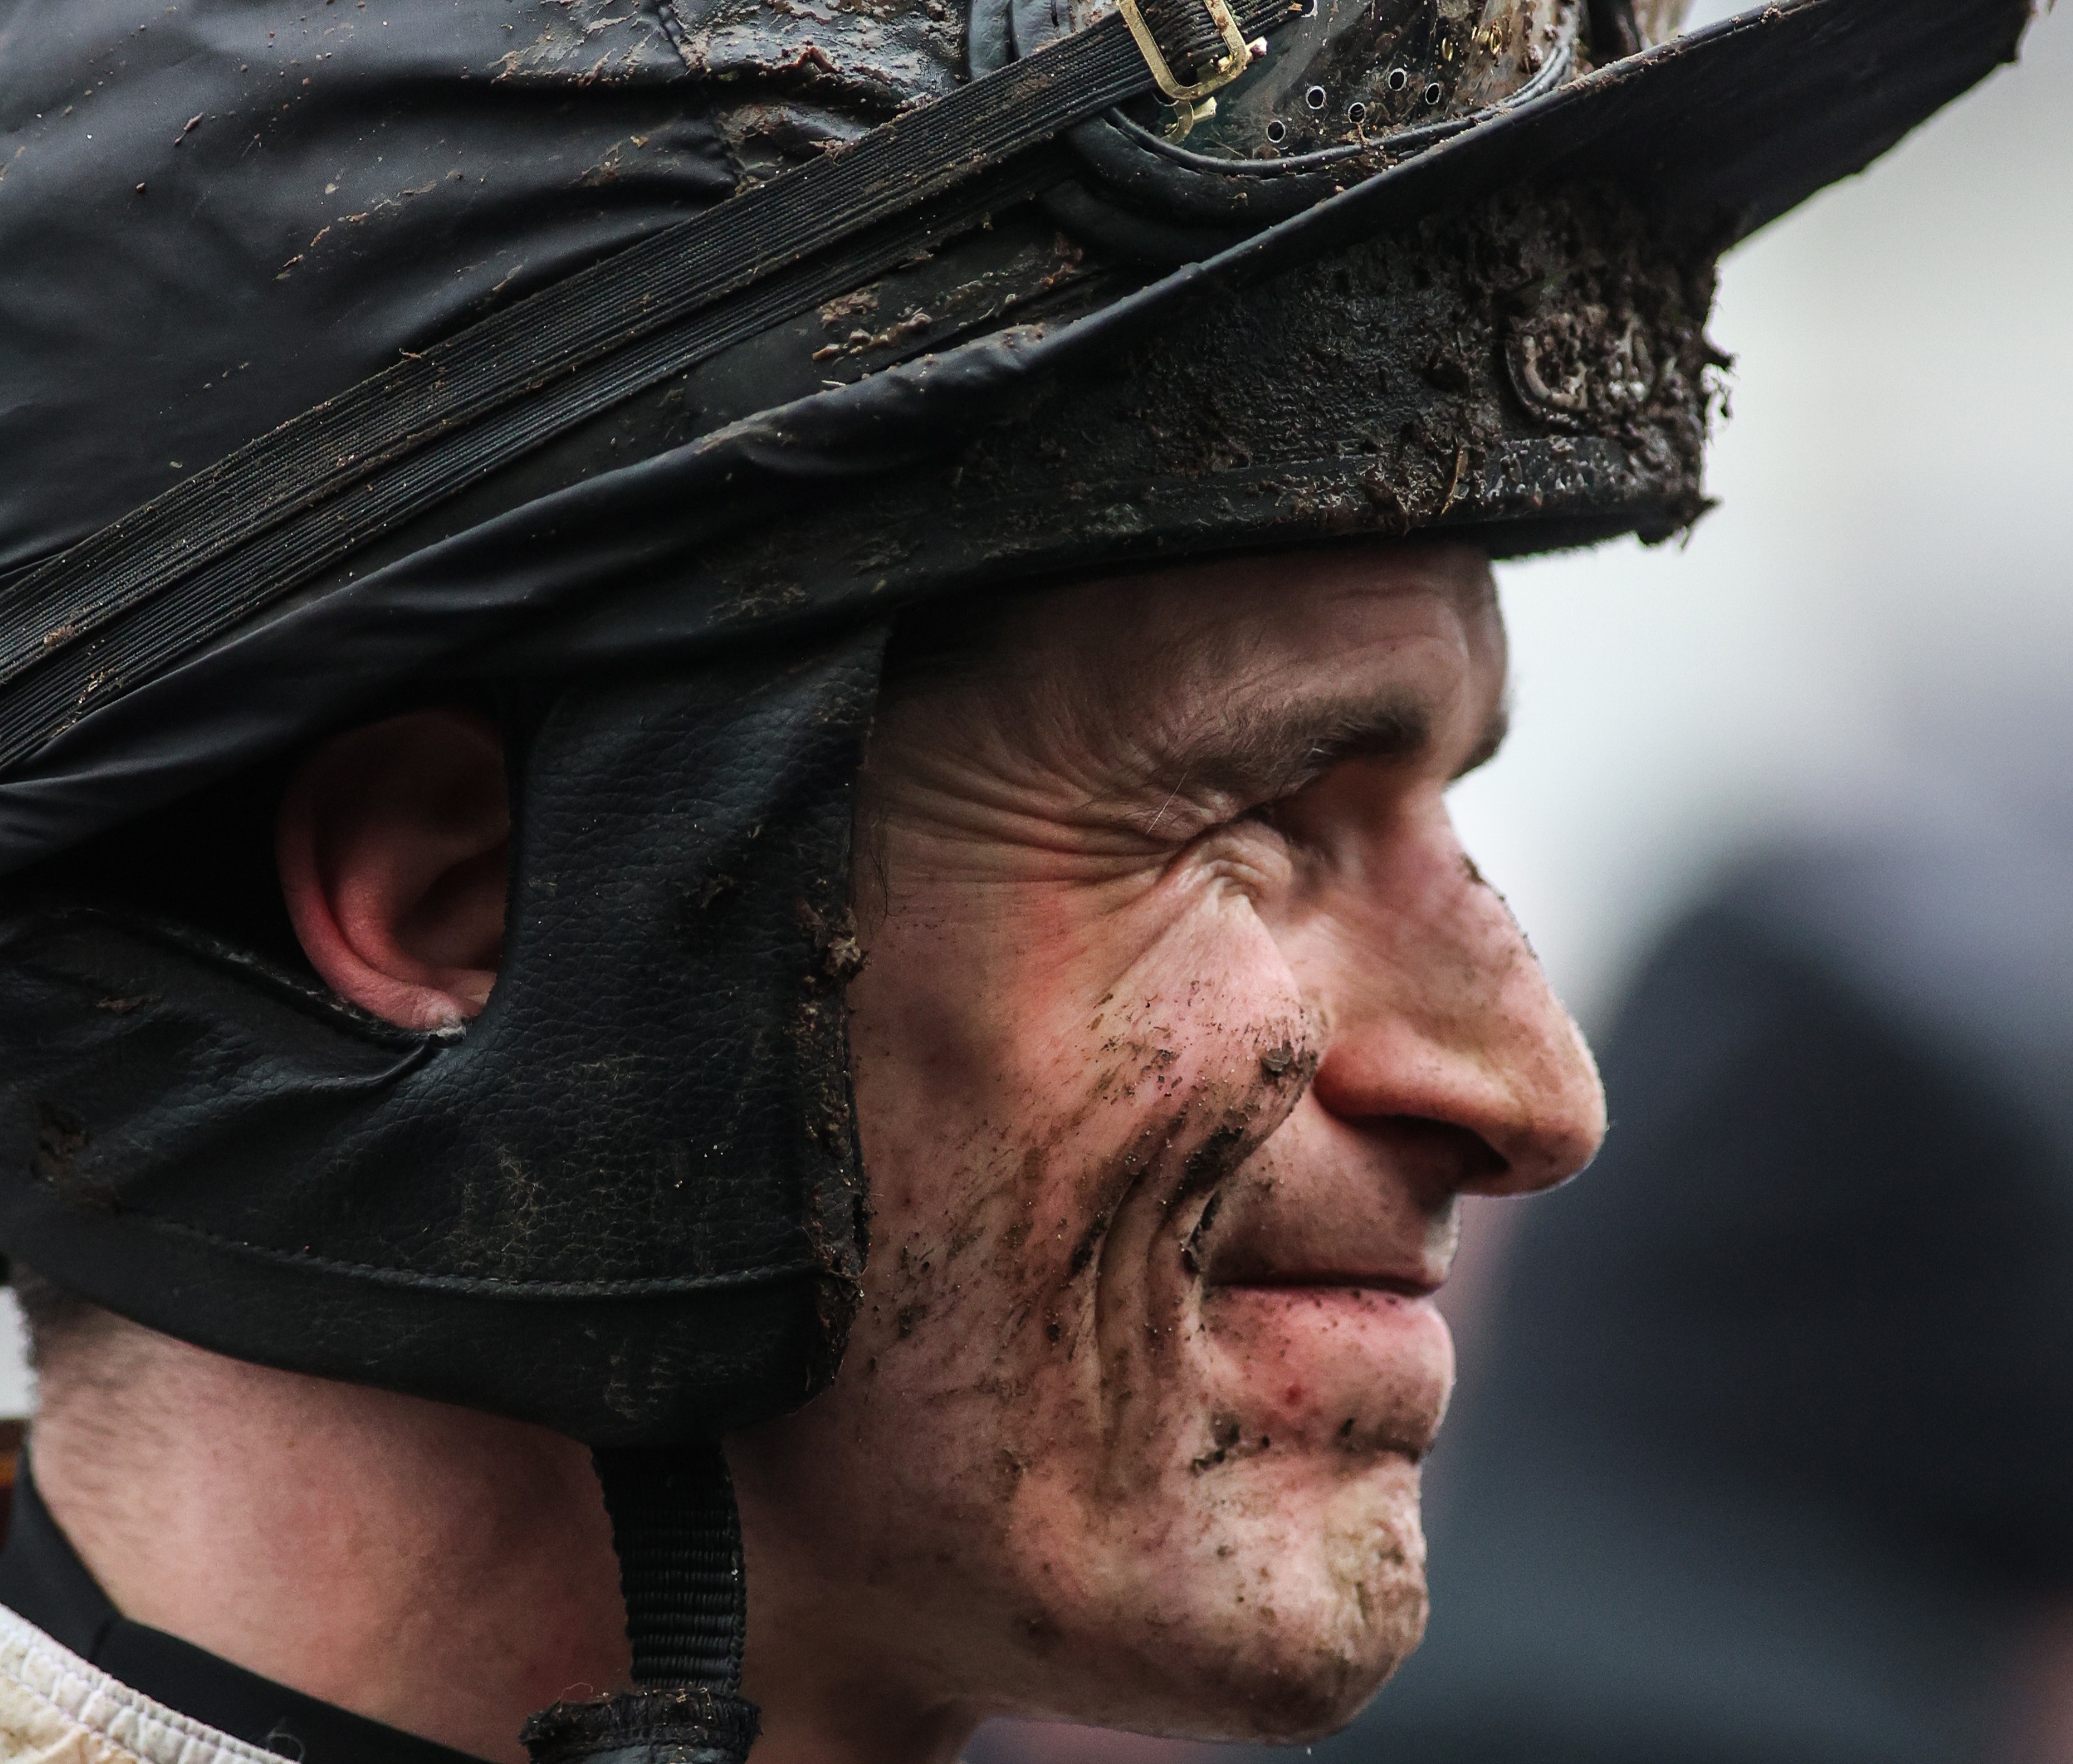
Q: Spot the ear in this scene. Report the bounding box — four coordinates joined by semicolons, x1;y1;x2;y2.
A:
277;709;510;1032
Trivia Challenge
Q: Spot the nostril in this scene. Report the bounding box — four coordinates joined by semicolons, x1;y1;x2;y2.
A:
1397;1116;1510;1188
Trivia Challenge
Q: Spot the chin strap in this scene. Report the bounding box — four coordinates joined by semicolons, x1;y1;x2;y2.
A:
522;1446;761;1764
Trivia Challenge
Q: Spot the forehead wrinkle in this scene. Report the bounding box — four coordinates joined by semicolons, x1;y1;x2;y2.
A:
875;559;1500;832
1117;686;1437;840
1078;561;1496;802
974;607;1248;817
1052;602;1466;835
1208;695;1430;794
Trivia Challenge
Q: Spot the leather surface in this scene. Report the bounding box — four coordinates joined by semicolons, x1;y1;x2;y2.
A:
0;632;881;1442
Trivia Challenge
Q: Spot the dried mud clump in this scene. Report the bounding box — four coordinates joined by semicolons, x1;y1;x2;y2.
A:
1478;183;1726;490
937;176;1725;560
1194;177;1726;525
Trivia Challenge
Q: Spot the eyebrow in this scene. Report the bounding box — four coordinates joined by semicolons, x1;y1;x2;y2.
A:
1140;688;1507;820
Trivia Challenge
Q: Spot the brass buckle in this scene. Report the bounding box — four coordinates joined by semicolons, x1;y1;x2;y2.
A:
1115;0;1263;105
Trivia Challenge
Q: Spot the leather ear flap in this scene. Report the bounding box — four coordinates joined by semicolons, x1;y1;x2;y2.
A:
277;708;509;1032
0;627;884;1442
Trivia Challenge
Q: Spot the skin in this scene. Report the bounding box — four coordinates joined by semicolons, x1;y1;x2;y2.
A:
29;541;1603;1764
30;1328;631;1758
732;543;1602;1756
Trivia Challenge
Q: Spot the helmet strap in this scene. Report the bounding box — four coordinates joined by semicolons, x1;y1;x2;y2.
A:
523;1445;761;1764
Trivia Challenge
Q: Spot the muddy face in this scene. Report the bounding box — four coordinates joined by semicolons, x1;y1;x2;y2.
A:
728;543;1605;1750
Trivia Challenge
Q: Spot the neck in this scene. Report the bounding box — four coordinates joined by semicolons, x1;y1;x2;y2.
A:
742;1641;979;1764
30;1320;630;1764
732;1427;985;1764
28;1318;977;1764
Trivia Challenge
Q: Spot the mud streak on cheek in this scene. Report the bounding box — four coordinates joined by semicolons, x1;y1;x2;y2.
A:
1079;1035;1321;1496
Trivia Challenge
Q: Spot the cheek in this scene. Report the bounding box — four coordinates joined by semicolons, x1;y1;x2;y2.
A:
767;867;1438;1729
851;873;1304;1276
834;878;1312;1468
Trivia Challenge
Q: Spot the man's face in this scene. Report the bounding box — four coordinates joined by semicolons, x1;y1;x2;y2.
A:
729;544;1605;1742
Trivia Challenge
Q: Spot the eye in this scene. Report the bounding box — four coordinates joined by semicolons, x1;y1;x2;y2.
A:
1186;802;1296;900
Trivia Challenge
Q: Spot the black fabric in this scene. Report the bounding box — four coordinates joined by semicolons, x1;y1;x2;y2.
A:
0;0;1310;777
0;1465;484;1764
1273;822;2073;1763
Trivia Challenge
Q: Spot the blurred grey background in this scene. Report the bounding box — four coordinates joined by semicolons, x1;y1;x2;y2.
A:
1451;0;2070;1038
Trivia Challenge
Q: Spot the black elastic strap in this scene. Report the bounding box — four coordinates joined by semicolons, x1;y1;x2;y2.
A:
597;1447;749;1691
522;1447;762;1764
0;152;1058;775
0;0;1290;776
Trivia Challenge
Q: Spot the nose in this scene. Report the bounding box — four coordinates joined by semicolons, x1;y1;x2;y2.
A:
1300;799;1606;1199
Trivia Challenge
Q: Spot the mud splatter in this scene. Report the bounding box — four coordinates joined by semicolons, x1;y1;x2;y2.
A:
493;0;685;84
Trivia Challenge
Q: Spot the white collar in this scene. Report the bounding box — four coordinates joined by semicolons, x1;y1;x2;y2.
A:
0;1601;279;1764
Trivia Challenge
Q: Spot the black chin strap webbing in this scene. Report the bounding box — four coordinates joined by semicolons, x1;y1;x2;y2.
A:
522;1447;761;1764
602;1448;752;1691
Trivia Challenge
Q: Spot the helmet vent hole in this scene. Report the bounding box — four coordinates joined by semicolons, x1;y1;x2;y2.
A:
1385;66;1409;92
1422;80;1443;105
1346;100;1366;123
1265;118;1287;143
1304;84;1328;110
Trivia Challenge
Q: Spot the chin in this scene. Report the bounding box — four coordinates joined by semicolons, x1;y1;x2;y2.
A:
1187;1594;1427;1744
1030;1452;1432;1745
1202;1462;1432;1743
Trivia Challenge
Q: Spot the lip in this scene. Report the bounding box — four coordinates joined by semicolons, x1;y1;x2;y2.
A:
1196;1281;1454;1456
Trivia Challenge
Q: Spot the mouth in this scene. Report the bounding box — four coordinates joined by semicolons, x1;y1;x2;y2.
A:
1083;1081;1461;1462
1184;1130;1462;1306
1188;1188;1456;1458
1196;1220;1454;1303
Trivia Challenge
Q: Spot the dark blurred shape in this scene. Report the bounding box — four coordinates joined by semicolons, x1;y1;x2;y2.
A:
1283;819;2073;1763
